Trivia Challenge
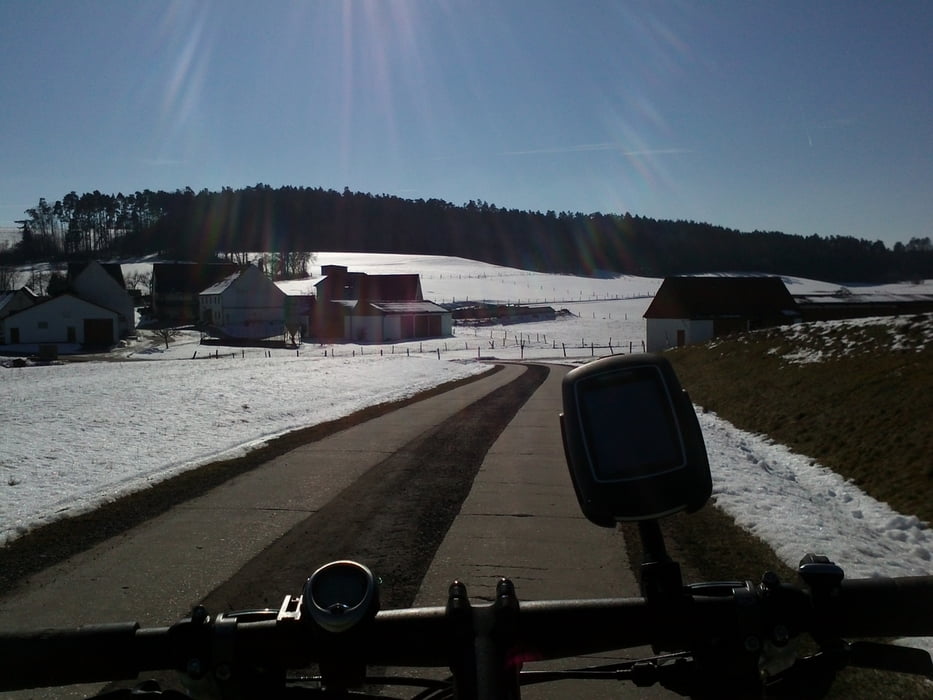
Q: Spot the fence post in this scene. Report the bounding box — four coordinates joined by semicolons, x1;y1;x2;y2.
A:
436;348;441;359
562;343;567;358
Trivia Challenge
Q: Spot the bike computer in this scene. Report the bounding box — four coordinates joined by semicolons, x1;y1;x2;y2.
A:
561;353;711;525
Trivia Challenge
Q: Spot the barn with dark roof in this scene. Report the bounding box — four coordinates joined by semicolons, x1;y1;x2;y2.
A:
643;276;800;351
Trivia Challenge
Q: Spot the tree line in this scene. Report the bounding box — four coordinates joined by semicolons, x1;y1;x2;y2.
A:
3;184;931;284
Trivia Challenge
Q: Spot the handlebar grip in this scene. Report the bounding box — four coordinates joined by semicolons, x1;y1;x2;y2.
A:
824;576;933;639
0;623;174;691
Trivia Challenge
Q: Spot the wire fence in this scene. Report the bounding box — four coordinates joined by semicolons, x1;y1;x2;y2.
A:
189;331;647;362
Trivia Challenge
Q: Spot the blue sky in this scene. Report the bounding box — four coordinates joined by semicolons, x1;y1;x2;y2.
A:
1;1;930;247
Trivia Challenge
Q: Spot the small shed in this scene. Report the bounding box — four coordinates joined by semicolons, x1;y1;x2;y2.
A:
2;294;119;346
644;276;799;352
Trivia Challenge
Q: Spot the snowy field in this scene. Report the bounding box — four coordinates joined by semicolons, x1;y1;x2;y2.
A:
2;253;932;596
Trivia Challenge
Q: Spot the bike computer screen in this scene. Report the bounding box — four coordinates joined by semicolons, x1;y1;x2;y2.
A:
561;354;711;525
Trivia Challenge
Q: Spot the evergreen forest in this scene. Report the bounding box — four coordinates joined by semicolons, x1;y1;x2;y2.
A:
3;184;931;284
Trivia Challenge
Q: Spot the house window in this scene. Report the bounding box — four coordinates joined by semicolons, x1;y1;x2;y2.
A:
37;321;48;329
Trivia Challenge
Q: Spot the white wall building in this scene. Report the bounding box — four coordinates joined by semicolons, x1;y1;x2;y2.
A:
199;265;287;339
2;294;119;346
69;261;135;338
0;287;39;343
643;276;799;352
340;300;453;343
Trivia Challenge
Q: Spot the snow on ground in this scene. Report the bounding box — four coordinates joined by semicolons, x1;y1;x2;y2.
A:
0;353;488;543
2;254;932;597
701;411;933;579
772;313;933;363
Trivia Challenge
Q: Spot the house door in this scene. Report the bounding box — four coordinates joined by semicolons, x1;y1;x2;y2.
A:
676;329;686;347
10;327;19;344
84;318;115;345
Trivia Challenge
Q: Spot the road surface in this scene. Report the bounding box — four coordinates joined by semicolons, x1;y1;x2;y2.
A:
0;363;670;698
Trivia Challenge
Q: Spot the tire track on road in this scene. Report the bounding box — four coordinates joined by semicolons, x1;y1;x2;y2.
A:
200;364;549;612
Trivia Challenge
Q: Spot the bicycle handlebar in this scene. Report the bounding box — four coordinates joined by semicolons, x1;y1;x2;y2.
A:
1;571;932;695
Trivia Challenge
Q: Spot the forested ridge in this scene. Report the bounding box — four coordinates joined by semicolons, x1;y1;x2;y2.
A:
4;184;931;283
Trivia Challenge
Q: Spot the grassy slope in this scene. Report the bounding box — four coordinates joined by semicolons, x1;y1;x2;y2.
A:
623;313;933;697
669;314;933;525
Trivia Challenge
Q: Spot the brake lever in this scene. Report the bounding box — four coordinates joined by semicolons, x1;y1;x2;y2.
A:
847;641;933;678
517;651;694;689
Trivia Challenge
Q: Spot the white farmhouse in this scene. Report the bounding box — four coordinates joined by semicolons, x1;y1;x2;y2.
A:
199;265;287;340
68;261;135;338
2;294;120;346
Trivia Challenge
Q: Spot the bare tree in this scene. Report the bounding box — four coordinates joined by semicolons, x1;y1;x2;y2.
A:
125;270;152;294
152;327;179;350
0;265;17;290
25;267;49;295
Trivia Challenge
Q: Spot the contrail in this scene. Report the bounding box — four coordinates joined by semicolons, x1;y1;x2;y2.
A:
504;144;691;156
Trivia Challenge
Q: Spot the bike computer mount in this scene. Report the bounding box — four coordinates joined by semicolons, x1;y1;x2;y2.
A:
561;353;711;527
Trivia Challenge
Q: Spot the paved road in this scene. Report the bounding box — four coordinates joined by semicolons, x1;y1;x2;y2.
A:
0;363;672;698
415;364;671;699
417;363;641;604
0;366;523;629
